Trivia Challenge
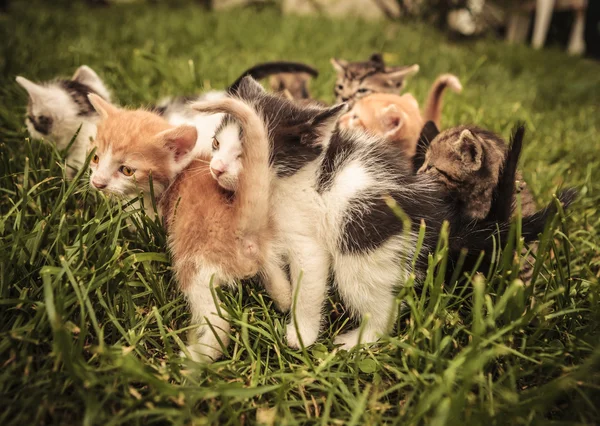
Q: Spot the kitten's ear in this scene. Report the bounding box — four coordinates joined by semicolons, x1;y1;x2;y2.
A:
16;76;44;97
236;76;265;100
384;64;420;87
414;121;439;172
380;105;405;138
73;65;111;101
87;93;118;119
311;103;348;135
330;58;348;74
156;125;197;163
454;129;483;170
369;53;384;64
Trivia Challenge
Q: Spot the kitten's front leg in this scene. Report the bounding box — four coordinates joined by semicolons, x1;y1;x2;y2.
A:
181;269;230;363
285;239;330;349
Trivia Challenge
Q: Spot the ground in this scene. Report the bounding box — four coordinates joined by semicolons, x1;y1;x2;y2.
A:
1;2;599;425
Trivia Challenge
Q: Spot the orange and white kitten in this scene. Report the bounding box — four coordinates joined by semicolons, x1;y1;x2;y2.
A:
338;74;462;157
87;93;291;363
338;92;423;157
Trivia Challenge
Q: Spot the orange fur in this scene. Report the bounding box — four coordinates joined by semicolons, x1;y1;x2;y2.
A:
338;93;424;157
90;94;284;362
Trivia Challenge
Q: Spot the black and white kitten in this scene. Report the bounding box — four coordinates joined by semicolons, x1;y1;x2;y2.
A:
16;66;111;176
206;77;574;355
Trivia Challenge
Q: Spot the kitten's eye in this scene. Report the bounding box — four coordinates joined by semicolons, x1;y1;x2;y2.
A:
91;154;99;164
357;88;370;94
119;165;135;177
336;84;344;91
38;115;50;124
212;138;220;150
352;114;359;120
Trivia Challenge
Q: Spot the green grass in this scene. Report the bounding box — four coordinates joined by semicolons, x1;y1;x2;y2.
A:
1;2;600;425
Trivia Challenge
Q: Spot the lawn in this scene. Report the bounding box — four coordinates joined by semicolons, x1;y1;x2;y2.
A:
1;2;600;425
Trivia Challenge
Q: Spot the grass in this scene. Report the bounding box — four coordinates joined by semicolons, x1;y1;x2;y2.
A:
1;1;600;424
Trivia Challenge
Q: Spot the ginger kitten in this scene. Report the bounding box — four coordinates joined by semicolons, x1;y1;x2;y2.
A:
338;74;462;157
87;93;291;363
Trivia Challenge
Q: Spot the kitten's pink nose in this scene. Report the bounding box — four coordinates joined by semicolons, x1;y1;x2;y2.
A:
211;160;226;177
92;179;107;189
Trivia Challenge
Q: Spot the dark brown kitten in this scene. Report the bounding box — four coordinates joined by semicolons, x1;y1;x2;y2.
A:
269;72;313;100
331;53;419;105
415;122;536;220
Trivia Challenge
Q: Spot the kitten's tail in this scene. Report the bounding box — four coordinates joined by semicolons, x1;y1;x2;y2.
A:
422;74;462;128
191;97;271;237
450;188;577;256
227;61;319;94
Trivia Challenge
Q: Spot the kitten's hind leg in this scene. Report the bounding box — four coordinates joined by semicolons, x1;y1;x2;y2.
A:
332;241;410;350
262;259;292;313
285;238;330;349
180;268;231;363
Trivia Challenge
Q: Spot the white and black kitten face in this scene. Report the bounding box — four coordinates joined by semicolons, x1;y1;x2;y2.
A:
15;66;111;149
210;116;243;192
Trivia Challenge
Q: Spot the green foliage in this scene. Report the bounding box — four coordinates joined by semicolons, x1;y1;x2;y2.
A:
1;2;600;425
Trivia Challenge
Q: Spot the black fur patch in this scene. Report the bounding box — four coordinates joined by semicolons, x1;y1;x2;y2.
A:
227;61;319;94
316;130;357;193
28;114;53;135
59;80;99;116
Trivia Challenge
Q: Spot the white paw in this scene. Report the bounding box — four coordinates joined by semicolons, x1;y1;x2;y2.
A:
334;329;362;350
180;341;223;363
334;329;379;351
285;321;319;349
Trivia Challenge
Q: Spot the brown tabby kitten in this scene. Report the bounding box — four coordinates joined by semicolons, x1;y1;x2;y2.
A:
269;72;314;101
415;123;536;220
331;53;419;105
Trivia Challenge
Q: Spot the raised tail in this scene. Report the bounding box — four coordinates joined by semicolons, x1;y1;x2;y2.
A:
422;74;463;128
485;123;525;223
227;61;319;94
191;95;271;238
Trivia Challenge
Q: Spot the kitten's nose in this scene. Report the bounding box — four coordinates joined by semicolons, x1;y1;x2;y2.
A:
211;160;226;177
92;179;107;189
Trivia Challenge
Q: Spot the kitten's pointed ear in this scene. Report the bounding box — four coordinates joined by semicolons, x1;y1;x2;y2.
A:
413;121;439;172
330;58;348;74
236;76;265;100
16;76;44;97
454;129;483;170
156;125;197;163
384;64;420;87
88;93;118;119
72;65;100;85
311;103;348;134
73;65;111;101
381;106;405;139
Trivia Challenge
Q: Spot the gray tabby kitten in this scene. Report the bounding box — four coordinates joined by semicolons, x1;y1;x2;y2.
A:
414;122;537;220
331;53;419;105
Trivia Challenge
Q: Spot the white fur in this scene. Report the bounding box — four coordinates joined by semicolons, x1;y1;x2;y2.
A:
210;121;243;191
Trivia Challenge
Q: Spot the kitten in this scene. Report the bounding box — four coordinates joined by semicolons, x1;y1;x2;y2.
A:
331;53;420;105
337;74;462;157
338;93;424;157
87;93;292;363
414;122;537;220
211;77;574;351
16;66;111;177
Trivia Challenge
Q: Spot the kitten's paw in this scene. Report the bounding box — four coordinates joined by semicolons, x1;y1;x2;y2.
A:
285;321;319;349
181;342;223;364
334;329;379;351
334;329;362;351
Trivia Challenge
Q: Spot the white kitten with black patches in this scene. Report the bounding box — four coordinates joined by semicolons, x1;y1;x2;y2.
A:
217;77;571;353
16;66;111;177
